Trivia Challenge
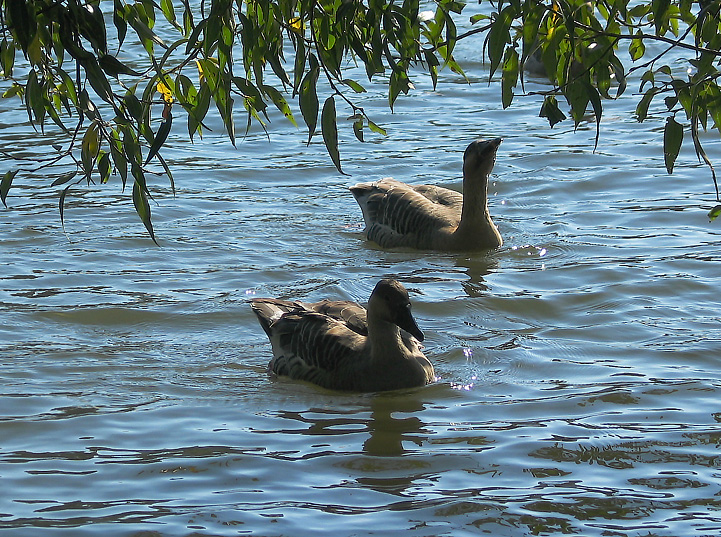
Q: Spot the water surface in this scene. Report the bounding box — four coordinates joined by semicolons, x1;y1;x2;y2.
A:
2;5;721;537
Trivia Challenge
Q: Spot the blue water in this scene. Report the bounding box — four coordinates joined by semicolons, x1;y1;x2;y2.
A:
2;4;721;536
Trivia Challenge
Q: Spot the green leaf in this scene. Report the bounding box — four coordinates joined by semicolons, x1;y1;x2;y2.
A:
501;48;519;109
124;91;143;121
652;0;671;34
470;14;489;24
110;129;128;188
368;120;387;136
299;55;320;144
262;85;297;126
51;170;78;187
114;0;128;48
160;0;177;25
79;55;114;104
132;175;157;244
539;95;566;128
321;96;344;175
352;117;364;142
585;82;603;151
99;54;141;78
487;6;513;79
144;106;173;165
566;79;589;126
342;79;366;93
636;87;659;122
127;7;167;52
157;153;176;195
8;0;35;52
629;33;645;61
1;170;18;207
59;185;71;232
1;37;16;77
98;151;112;183
708;204;721;222
81;123;100;179
663;116;683;174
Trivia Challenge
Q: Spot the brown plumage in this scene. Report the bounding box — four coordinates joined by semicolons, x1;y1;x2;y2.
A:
350;138;503;251
251;279;435;392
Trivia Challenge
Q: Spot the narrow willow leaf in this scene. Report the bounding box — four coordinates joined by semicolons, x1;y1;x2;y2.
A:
299;57;320;144
262;85;297;126
185;19;207;54
51;170;78;187
127;10;167;50
652;0;671;34
124;91;143;121
145;107;173;165
321;96;344;175
639;70;655;93
99;54;141;78
708;204;721;222
110;131;128;187
487;6;513;79
59;70;78;106
368;120;387;136
663;116;683;174
25;70;44;128
81;123;100;178
293;38;306;97
45;98;68;133
157;153;175;195
78;3;108;54
98;151;112;183
132;176;157;244
353;117;364;142
585;83;603;151
79;55;114;103
8;0;34;51
1;170;18;207
160;0;176;25
341;79;366;93
501;48;519;109
114;0;127;48
59;185;70;231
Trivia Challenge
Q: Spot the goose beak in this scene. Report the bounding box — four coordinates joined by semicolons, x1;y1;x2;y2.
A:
397;304;424;342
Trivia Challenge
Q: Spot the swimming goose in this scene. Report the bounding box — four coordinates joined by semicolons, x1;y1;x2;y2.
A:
250;279;435;392
350;138;503;251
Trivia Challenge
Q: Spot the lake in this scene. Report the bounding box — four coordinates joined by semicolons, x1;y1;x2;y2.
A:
1;3;720;537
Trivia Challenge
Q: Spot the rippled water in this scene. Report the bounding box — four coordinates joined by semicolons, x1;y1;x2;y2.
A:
2;5;721;537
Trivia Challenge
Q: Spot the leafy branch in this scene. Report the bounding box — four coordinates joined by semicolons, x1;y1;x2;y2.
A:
2;0;721;240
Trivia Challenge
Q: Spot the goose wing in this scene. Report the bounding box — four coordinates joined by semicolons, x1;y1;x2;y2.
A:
251;299;367;388
311;299;368;336
251;298;367;336
350;178;460;248
411;184;463;212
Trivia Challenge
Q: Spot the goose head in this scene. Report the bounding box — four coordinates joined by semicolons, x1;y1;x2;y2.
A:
463;138;502;181
368;279;424;341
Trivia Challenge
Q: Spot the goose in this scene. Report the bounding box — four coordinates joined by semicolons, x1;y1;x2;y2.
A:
350;138;503;251
250;279;435;392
